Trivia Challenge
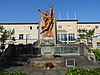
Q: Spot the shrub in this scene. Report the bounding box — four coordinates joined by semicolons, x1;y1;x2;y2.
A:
65;68;100;75
92;49;100;61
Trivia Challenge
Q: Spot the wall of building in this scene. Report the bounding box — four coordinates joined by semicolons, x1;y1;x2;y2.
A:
78;22;100;49
57;20;78;44
0;23;39;45
0;20;100;49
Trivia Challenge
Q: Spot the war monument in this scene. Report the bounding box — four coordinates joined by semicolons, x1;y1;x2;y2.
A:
28;3;96;68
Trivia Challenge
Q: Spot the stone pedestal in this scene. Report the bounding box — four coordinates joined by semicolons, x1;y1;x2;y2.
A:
41;45;54;54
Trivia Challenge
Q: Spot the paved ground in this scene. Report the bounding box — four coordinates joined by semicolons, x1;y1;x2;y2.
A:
0;56;100;75
0;66;67;75
0;61;100;75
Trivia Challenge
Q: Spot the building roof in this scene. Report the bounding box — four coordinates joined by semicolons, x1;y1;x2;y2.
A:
0;23;39;25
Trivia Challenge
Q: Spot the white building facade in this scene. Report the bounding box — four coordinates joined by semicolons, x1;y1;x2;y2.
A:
0;20;100;49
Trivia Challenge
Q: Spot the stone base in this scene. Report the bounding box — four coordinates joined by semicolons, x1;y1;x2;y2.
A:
41;44;54;55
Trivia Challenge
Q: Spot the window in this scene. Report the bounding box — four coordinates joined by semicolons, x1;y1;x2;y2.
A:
19;34;24;39
68;33;75;41
58;25;62;29
27;34;32;40
67;25;72;29
87;25;90;27
10;27;15;31
57;33;67;42
95;26;99;29
57;34;60;41
78;25;83;28
61;34;67;41
10;35;14;40
97;42;100;48
29;26;32;30
88;42;93;48
96;33;100;39
87;25;91;29
2;26;6;30
79;26;82;27
19;26;24;30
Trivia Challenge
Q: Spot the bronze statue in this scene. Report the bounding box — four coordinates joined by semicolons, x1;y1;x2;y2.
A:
38;3;55;37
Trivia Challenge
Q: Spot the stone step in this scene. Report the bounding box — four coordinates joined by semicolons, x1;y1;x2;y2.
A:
42;54;54;59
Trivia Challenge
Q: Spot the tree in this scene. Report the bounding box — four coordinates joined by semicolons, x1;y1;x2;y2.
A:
76;28;95;47
86;29;95;47
76;29;87;43
0;30;9;44
8;29;16;44
0;25;15;44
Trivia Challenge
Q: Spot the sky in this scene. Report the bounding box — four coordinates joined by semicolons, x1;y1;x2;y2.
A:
0;0;100;23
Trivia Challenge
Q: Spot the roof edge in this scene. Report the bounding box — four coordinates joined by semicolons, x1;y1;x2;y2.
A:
57;20;78;21
78;22;100;24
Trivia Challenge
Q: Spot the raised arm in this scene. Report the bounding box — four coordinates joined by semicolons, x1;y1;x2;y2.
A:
38;9;45;17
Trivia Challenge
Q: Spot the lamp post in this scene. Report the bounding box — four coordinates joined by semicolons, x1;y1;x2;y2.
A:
0;33;5;52
0;33;2;52
26;34;28;45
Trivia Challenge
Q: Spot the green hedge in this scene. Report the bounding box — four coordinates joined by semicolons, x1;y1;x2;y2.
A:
0;71;28;75
92;49;100;61
65;68;100;75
